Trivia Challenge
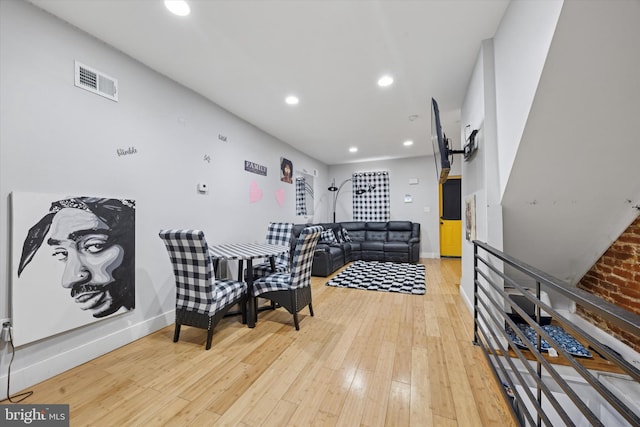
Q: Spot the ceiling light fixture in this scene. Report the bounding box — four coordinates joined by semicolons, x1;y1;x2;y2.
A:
349;147;358;153
285;95;299;105
403;140;414;147
377;75;394;87
164;1;191;16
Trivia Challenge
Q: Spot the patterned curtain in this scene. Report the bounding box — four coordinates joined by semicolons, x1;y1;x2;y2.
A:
295;177;307;215
352;171;390;221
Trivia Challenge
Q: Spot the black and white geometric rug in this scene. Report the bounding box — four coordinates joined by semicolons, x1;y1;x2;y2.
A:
326;260;426;295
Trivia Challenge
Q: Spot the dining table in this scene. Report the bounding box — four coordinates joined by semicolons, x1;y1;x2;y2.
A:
208;242;289;328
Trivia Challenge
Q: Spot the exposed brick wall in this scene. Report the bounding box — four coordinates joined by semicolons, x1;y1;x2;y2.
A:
576;215;640;352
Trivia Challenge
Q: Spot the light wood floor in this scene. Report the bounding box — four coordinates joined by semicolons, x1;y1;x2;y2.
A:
10;258;515;426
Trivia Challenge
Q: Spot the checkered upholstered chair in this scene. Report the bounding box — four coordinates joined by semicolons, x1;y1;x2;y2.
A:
252;225;323;330
251;222;293;279
159;229;247;350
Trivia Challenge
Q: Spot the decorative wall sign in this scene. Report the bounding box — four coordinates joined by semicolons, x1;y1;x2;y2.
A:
203;154;211;163
245;160;267;176
218;133;228;142
116;146;138;157
249;181;263;203
275;188;285;207
11;192;136;347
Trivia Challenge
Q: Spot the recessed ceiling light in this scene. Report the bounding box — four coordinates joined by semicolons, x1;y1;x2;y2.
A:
349;147;358;153
285;95;299;105
377;75;394;87
165;1;190;16
403;140;414;146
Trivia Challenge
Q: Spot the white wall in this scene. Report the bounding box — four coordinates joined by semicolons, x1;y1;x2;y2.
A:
459;44;489;309
459;0;562;309
501;0;640;285
328;156;440;258
0;0;327;392
492;0;563;200
460;0;640;365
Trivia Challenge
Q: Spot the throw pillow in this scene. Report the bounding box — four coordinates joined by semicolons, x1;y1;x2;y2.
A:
320;229;338;244
341;228;352;242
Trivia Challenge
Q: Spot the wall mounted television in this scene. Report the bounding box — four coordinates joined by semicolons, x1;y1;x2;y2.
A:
431;97;451;184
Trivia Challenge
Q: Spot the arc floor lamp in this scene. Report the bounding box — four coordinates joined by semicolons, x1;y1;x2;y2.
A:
328;178;375;222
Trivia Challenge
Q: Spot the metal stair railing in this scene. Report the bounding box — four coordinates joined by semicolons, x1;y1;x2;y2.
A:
472;240;640;427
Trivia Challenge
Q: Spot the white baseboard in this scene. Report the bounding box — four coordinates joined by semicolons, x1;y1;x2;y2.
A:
0;310;174;395
420;252;436;259
459;287;474;315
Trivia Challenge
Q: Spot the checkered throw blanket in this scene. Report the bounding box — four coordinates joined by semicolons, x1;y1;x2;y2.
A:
326;260;426;295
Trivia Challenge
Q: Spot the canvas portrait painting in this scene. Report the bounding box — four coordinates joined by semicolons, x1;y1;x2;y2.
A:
11;192;135;346
465;194;477;241
280;157;293;184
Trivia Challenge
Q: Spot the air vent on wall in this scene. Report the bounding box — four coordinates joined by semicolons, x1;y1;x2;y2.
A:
74;61;118;101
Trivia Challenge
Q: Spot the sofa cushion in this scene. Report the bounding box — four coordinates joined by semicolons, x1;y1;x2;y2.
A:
341;222;365;239
384;241;410;252
347;241;361;253
361;240;385;261
342;221;366;230
387;221;413;231
365;222;388;231
341;228;352;242
361;241;384;251
347;229;365;241
388;230;412;241
365;230;387;241
384;251;409;263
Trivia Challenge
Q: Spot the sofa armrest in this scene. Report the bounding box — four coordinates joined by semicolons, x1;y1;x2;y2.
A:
315;243;332;252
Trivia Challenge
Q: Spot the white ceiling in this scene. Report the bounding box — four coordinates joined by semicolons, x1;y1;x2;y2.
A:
27;0;509;166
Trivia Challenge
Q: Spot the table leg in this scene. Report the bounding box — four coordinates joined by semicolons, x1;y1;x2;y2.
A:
223;259;244;318
246;259;256;328
255;256;279;314
237;260;244;283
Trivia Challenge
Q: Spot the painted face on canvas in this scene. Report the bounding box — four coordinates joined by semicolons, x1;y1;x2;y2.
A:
47;208;125;317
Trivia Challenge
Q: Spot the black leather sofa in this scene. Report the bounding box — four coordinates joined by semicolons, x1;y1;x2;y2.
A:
293;221;421;277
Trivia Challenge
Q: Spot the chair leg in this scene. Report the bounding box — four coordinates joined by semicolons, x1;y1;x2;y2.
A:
309;302;314;317
254;297;259;324
241;298;247;325
206;328;214;350
293;312;300;331
173;323;181;343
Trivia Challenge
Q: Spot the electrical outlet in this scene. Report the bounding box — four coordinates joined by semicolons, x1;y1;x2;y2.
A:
1;318;11;342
